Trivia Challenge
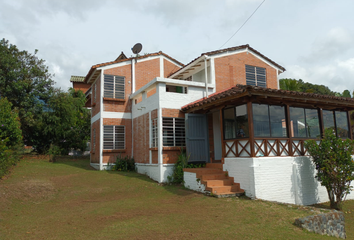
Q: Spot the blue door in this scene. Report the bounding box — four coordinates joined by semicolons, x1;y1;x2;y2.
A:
185;113;210;163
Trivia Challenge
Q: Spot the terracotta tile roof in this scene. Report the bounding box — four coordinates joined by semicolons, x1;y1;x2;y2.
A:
84;51;184;83
182;85;354;112
70;75;85;82
169;44;286;78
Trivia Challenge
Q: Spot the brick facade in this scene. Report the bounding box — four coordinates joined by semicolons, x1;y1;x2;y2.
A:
72;82;91;93
214;52;278;92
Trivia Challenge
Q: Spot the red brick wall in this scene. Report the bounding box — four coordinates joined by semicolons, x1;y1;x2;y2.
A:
91;77;101;117
101;118;132;163
135;58;160;91
162;109;185;118
214;52;278;92
164;59;181;77
73;82;91;93
133;113;150;164
91;120;100;164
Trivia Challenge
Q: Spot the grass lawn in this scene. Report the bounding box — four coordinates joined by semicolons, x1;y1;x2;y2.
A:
0;156;353;239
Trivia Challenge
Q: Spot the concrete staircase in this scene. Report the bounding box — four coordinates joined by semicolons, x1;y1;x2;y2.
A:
184;163;244;197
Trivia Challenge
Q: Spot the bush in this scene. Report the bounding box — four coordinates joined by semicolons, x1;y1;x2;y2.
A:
168;150;206;184
305;129;354;210
112;155;135;172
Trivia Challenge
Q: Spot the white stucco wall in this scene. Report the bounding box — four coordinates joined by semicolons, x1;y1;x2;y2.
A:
224;156;354;205
184;172;206;192
136;163;174;183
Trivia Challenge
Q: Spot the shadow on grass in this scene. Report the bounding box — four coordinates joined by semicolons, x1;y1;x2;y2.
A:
106;170;194;197
50;156;94;171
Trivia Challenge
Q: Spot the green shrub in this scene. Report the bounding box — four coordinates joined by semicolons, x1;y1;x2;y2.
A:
112;155;135;172
305;129;354;210
168;150;206;184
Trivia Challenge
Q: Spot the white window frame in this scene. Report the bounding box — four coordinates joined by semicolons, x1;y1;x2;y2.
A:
103;125;125;150
245;65;267;88
104;75;125;99
151;118;158;148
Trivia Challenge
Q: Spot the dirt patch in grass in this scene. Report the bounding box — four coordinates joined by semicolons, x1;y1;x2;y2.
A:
0;179;56;204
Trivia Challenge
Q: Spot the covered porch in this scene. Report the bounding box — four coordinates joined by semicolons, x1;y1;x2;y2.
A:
182;85;354;202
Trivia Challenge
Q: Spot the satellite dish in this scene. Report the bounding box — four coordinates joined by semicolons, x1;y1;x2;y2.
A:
132;43;142;54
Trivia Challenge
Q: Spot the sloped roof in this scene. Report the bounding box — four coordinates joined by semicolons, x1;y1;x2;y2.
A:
70;76;85;82
169;44;286;78
84;51;184;83
182;84;354;113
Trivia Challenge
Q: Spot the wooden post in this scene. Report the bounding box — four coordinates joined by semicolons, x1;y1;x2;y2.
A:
319;108;324;138
247;101;255;157
347;110;353;139
285;105;293;156
219;107;225;163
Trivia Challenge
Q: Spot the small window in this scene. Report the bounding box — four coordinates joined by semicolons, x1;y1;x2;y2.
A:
103;126;125;150
151;118;186;147
166;85;187;94
245;65;267;88
104;75;125;99
151;119;158;148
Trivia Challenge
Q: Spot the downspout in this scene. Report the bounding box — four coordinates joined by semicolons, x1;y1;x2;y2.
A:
204;55;209;98
131;59;136;157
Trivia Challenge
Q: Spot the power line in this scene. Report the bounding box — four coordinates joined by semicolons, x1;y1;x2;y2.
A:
219;0;266;49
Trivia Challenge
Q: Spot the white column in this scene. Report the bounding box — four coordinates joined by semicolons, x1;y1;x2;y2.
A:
204;57;209;98
99;71;104;170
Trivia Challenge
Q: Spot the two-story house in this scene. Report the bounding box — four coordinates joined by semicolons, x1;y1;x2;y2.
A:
74;45;354;205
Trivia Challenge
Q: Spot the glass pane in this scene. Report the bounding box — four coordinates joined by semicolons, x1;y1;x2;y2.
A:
305;109;320;138
235;105;248;138
253;104;270;137
335;111;349;138
269;105;287;137
323;110;335;133
290;107;306;137
223;107;236;139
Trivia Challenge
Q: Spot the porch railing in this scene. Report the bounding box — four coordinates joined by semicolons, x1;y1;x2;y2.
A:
223;138;309;158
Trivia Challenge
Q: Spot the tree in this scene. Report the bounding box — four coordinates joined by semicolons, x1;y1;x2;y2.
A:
305;129;354;210
31;88;90;154
279;78;301;91
342;89;351;98
0;38;54;147
0;97;22;178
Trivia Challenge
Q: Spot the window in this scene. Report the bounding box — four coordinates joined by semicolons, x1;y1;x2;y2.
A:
252;104;287;137
223;104;249;139
151;118;158;148
104;75;125;99
245;65;266;88
163;118;185;147
151;118;185;147
323;110;349;138
289;107;320;138
166;85;187;94
103;126;125;150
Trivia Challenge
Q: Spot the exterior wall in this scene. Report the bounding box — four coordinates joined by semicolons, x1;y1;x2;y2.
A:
136;164;174;182
73;82;91;93
224;156;354;205
133;112;150;164
90;120;100;164
184;172;206;192
91;76;101;117
104;65;132;113
214;52;278;92
102;118;132;164
164;59;181;77
135;58;160;91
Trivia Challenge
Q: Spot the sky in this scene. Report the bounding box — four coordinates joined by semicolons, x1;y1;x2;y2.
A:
1;0;354;94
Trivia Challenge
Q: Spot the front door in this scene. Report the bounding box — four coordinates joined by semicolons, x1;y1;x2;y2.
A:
185;113;210;163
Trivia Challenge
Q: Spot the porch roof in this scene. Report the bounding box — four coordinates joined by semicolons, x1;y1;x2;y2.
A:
181;85;354;113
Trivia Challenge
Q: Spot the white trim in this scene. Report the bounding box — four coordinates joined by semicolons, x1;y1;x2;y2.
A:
210;57;216;92
91;112;101;124
97;60;130;71
149;111;152;164
132;59;135;93
99;71;104;170
162;55;184;68
130;77;214;100
204;57;209;97
160;56;164;77
276;69;280;89
101;111;132;119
